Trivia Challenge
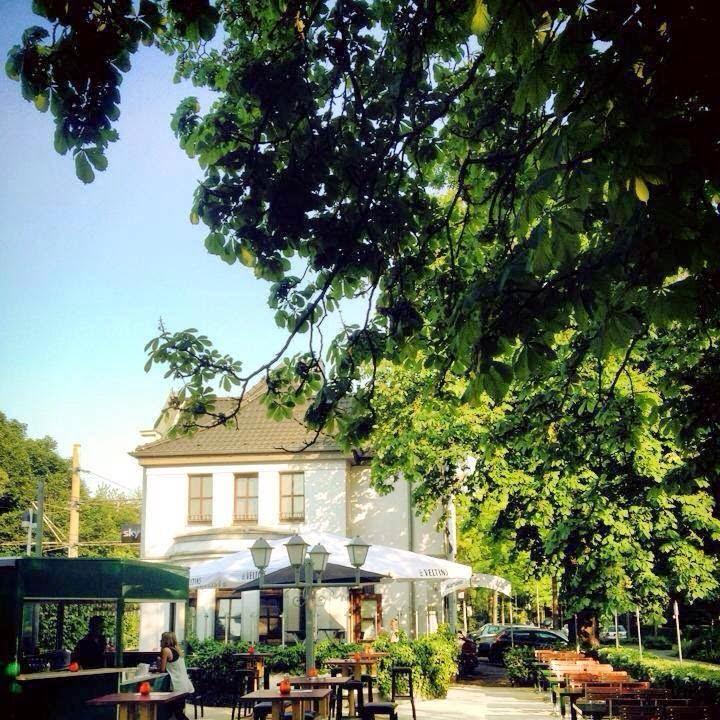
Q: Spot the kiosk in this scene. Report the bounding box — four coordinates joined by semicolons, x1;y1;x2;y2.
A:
0;557;188;720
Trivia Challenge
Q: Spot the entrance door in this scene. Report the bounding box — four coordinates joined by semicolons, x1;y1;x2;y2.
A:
350;589;382;642
259;590;283;644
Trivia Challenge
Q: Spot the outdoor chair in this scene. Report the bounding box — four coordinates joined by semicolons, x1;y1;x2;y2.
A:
231;668;257;720
361;674;376;703
187;668;205;720
345;680;398;720
390;666;416;720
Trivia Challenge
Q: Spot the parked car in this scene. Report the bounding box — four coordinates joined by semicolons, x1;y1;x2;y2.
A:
487;628;569;664
470;623;536;655
600;625;628;642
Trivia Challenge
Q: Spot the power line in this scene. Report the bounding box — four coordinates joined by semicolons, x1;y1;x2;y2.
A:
78;468;138;492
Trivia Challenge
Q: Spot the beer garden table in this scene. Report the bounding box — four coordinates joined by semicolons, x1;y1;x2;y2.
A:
234;652;272;685
242;687;333;720
86;691;188;720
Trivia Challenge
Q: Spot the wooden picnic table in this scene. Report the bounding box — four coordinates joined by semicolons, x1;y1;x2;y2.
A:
573;699;607;720
242;687;332;720
87;691;188;720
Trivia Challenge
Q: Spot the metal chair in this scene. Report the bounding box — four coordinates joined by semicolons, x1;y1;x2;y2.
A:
345;680;398;720
187;667;205;720
231;668;257;720
391;667;416;720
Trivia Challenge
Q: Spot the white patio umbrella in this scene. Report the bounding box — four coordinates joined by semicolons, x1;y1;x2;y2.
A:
189;530;472;589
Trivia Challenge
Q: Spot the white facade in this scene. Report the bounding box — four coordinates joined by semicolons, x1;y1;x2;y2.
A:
136;445;447;650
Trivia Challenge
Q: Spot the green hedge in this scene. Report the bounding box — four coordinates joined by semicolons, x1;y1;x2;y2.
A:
598;647;720;702
186;630;458;706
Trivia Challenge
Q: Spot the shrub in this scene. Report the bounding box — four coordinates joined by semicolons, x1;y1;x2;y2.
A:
503;646;537;686
681;628;720;664
315;639;363;670
185;629;458;706
371;626;458;700
598;647;720;703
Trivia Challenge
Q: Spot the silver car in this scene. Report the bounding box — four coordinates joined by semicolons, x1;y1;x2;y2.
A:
600;625;628;642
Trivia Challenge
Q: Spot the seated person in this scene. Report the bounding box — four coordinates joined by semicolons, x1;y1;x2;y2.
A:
73;616;107;669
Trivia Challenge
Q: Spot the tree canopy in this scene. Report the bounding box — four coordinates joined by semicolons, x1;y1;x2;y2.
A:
368;356;720;636
9;0;719;439
8;0;720;629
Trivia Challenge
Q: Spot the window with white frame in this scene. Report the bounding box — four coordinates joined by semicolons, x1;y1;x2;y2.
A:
234;474;258;523
188;474;212;523
279;472;304;522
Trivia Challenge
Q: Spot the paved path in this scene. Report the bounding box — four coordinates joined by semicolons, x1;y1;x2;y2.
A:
198;684;553;720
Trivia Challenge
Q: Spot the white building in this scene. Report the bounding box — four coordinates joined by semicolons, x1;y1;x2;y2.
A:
132;384;448;649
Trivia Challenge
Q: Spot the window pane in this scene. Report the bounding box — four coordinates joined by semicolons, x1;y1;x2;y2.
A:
189;476;200;496
293;474;304;495
280;474;291;495
248;477;257;497
248;499;258;519
293;497;304;517
201;498;212;518
280;497;292;517
235;477;246;496
189;499;201;517
202;475;212;497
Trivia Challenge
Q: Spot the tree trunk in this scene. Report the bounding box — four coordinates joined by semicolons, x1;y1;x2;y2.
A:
492;591;499;623
568;610;600;648
551;576;559;629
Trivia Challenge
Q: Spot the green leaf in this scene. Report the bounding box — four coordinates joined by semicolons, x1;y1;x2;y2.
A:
530;222;553;275
33;91;49;112
513;64;551;114
53;126;68;155
5;47;21;81
485;361;513;403
85;148;108;171
204;232;224;255
74;152;95;184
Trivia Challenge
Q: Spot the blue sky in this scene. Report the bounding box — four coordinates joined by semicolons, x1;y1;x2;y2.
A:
0;3;297;490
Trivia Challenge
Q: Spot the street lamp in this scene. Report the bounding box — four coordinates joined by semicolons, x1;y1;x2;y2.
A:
346;536;370;583
309;543;330;574
249;534;371;672
250;538;273;583
285;534;309;568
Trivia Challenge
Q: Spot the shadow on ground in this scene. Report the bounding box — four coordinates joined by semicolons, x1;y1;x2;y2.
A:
455;659;511;687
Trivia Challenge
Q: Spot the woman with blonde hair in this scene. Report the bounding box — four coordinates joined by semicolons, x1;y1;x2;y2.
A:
159;631;194;720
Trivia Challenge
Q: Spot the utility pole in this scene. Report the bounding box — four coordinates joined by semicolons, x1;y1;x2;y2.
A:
35;477;45;557
68;444;81;557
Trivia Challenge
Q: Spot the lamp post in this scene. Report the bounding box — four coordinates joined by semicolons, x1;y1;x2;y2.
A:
250;535;369;671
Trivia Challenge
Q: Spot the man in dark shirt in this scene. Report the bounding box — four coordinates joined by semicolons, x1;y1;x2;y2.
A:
73;616;106;669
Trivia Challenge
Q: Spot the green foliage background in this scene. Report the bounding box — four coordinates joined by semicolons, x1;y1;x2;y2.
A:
0;411;140;558
185;631;457;706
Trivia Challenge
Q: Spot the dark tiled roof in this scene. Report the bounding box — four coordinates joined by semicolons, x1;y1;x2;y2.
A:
132;386;341;458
